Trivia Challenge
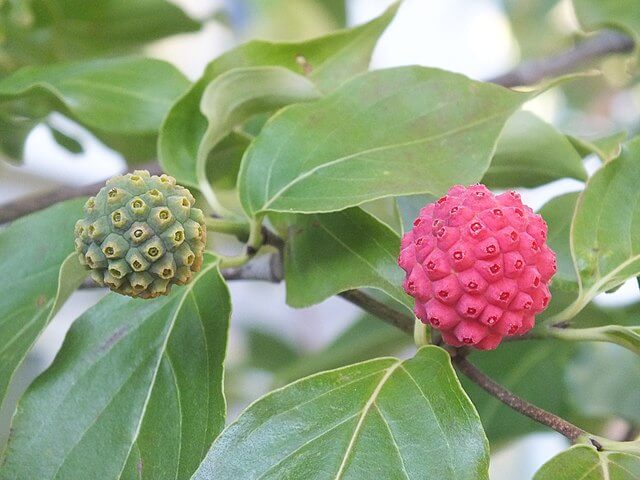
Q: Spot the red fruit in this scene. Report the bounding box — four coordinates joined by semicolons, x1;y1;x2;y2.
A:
399;185;556;350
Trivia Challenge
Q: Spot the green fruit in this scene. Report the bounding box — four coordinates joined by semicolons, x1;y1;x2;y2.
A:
74;170;207;299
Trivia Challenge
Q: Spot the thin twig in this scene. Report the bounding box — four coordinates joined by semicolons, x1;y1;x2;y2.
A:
453;354;587;442
0;162;162;224
489;30;634;88
260;225;285;254
222;253;283;283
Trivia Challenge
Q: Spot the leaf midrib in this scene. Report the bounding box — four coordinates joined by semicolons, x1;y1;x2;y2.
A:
334;361;401;479
115;261;218;480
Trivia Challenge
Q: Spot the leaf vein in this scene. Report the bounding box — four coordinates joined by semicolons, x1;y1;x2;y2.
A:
334;361;402;480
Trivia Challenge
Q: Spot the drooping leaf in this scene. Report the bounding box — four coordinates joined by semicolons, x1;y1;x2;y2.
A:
0;255;230;480
563;136;640;315
192;67;321;208
462;340;578;446
239;67;532;217
193;346;490;480
567;344;640;423
0;0;199;70
0;199;86;412
569;131;626;163
483;111;587;188
534;445;640;479
0;58;189;133
0;57;190;161
0;96;53;159
49;126;84;154
199;67;320;160
572;0;640;43
159;3;399;186
284;208;410;309
207;132;253;214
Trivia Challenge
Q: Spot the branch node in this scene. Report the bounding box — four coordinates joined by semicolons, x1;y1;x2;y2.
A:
590;438;604;451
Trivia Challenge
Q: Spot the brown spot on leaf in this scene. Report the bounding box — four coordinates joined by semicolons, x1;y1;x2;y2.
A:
295;54;313;75
98;325;130;353
37;295;46;307
287;226;305;238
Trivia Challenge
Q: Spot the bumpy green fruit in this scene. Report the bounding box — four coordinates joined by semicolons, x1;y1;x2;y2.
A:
74;170;207;299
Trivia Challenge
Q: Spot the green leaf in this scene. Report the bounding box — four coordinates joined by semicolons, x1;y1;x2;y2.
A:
318;0;347;26
0;57;190;161
50;126;84;154
396;194;438;234
569;131;627;163
462;340;577;446
483;111;587;188
207;132;253;214
275;313;410;385
534;445;640;480
0;255;230;480
0;101;42;160
239;0;339;42
0;58;189;133
239;67;531;217
567;344;640;423
572;0;640;43
159;3;399;187
361;197;403;234
193;346;489;480
199;67;320;161
246;328;300;373
0;199;86;412
0;0;199;69
193;67;321;211
539;192;580;287
559;136;640;319
503;0;568;58
284;208;410;309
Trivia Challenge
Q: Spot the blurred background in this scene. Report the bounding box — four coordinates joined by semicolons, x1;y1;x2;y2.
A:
1;0;639;478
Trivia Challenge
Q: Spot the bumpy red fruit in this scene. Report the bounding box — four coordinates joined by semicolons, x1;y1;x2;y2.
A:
399;184;556;350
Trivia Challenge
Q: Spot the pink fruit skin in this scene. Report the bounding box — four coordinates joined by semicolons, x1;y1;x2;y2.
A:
398;184;557;350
